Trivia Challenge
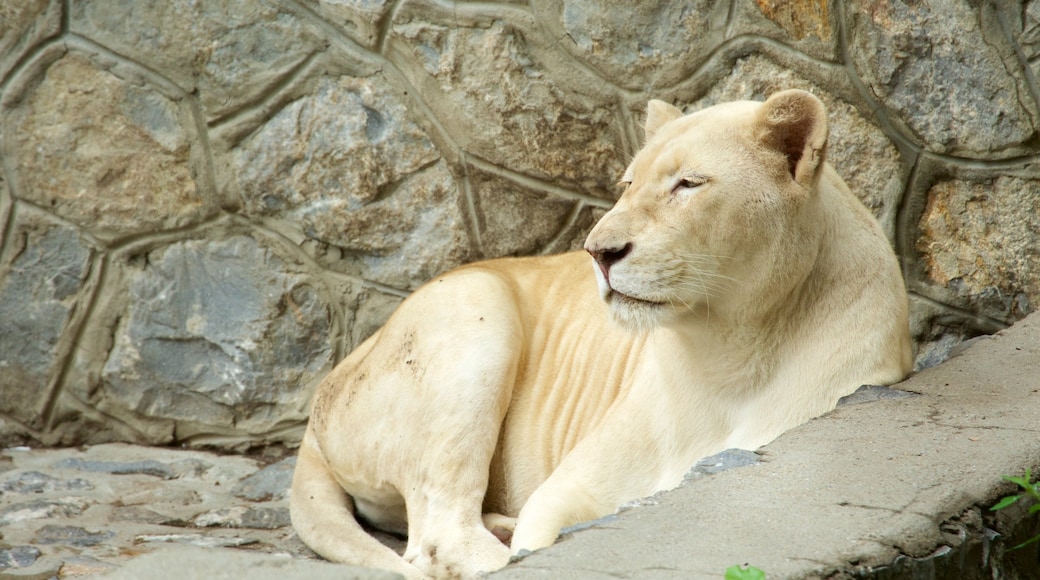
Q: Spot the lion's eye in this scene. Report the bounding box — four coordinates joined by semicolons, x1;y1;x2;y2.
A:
617;180;632;190
671;177;707;195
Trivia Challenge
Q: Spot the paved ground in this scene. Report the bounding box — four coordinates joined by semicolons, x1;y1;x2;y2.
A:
2;313;1039;579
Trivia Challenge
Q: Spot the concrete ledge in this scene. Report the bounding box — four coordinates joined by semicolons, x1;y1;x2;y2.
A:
490;313;1040;579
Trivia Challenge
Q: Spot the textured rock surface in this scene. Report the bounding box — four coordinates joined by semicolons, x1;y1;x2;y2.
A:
233;75;469;288
0;444;317;577
917;177;1039;322
846;0;1036;157
231;456;296;501
5;53;213;240
533;0;730;91
99;236;332;441
0;440;763;577
388;14;625;196
469;166;580;258
0;0;59;81
0;221;92;427
302;0;391;49
1;0;1039;445
0;545;41;570
70;0;327;120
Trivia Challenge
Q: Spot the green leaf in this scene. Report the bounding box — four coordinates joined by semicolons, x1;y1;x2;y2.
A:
1026;485;1040;501
990;494;1021;511
1003;475;1032;489
1011;533;1040;551
725;564;766;580
995;470;1040;552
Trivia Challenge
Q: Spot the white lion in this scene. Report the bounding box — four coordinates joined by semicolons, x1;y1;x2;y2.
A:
290;89;913;579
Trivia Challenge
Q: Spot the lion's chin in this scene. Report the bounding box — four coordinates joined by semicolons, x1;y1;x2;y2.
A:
605;291;670;332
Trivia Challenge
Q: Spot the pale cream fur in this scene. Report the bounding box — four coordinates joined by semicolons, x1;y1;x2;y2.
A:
290;90;912;579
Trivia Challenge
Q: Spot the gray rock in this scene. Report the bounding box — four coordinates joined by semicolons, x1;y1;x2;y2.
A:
1017;2;1040;89
34;524;115;547
193;505;291;529
232;456;296;502
100;236;333;438
233;75;470;289
543;205;607;255
469;166;578;258
1;470;94;493
118;481;203;507
532;0;730;91
110;505;185;526
0;498;90;526
389;15;625;196
907;295;1003;371
135;533;259;549
914;332;971;372
837;385;918;406
70;0;326;120
234;75;440;214
167;458;214;479
55;458;177;479
314;161;471;289
301;0;390;48
348;287;404;350
0;223;91;426
0;545;40;570
846;0;1035;156
684;449;761;483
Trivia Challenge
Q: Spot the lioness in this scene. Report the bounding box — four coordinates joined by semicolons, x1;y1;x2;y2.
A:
290;89;912;578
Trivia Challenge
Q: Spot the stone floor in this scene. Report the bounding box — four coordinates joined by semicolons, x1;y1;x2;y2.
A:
0;443;312;577
0;439;766;579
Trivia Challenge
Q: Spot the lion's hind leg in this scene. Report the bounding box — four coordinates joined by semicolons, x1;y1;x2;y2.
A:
385;270;524;577
290;431;421;579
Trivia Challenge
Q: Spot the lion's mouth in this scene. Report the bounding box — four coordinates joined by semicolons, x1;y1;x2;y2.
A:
607;289;664;307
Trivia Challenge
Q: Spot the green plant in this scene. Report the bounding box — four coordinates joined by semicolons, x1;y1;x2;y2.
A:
989;467;1040;550
724;564;766;580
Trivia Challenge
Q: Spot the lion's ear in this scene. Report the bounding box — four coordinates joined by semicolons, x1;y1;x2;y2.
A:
644;100;683;141
757;90;828;188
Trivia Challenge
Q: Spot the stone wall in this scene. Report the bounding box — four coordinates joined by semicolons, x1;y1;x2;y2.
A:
1;0;1037;449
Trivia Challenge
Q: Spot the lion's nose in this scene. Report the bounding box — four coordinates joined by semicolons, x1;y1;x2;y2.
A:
586;242;632;280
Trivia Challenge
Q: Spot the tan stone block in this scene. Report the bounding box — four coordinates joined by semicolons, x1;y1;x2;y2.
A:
6;53;215;239
917;177;1039;322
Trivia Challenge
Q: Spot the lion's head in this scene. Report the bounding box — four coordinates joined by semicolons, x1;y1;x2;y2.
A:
585;90;830;331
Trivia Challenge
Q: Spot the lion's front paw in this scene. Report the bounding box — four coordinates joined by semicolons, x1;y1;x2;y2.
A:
405;527;512;579
482;513;517;546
